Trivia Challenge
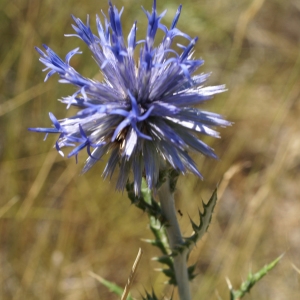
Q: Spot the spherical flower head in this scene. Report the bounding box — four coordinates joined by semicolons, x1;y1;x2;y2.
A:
29;0;231;195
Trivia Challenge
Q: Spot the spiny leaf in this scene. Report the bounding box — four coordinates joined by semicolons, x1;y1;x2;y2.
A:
142;289;160;300
187;263;197;280
154;260;196;285
129;179;176;284
142;238;168;251
126;180;166;224
141;178;152;204
153;255;173;268
141;289;173;300
162;268;176;280
175;188;217;256
148;216;169;255
228;254;284;300
167;188;217;275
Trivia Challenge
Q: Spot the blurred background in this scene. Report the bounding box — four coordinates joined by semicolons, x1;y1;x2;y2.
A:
0;0;300;299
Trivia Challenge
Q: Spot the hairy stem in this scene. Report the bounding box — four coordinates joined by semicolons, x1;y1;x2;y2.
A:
158;178;191;300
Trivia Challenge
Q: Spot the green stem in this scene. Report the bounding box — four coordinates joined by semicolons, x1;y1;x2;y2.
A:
158;178;191;300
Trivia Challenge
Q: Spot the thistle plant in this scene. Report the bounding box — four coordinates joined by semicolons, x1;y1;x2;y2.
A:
29;1;281;299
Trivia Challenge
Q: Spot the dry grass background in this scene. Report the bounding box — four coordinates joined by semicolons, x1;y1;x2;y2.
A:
0;0;300;299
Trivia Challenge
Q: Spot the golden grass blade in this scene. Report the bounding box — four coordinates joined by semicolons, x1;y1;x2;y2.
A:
121;248;143;300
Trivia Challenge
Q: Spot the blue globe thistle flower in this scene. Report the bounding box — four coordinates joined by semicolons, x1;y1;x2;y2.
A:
29;0;230;194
